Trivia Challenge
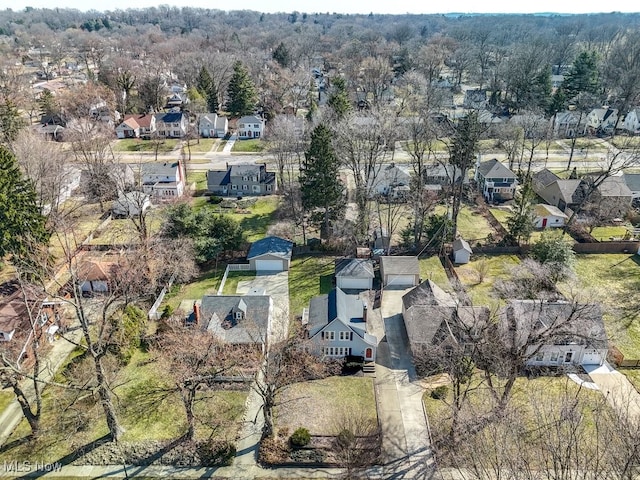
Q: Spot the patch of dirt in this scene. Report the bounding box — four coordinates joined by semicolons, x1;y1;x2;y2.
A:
417;373;451;389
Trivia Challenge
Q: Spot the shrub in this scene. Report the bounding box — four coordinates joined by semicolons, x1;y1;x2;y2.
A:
160;304;174;319
196;439;236;466
289;427;311;448
208;195;223;204
430;385;449;400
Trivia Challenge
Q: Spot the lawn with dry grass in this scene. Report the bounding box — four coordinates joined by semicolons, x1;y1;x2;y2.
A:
454;254;521;308
419;256;452;291
274;376;376;436
288;255;335;320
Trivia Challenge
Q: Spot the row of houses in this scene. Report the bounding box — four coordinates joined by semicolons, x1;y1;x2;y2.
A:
115;113;265;140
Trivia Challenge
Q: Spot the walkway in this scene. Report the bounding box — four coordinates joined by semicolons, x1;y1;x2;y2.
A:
584;362;640;421
372;288;436;479
222;134;237;154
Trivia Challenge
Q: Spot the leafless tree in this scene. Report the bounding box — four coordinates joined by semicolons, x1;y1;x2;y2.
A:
331;408;381;480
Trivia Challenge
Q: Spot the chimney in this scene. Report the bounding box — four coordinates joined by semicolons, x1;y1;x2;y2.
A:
193;302;201;325
363;304;368;324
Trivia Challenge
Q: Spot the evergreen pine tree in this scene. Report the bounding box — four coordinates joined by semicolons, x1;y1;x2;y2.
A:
326;76;351;119
226;61;258;117
0;146;49;261
272;42;291;68
300;124;344;238
506;179;536;245
207;82;219;113
196;66;213;97
0;99;25;144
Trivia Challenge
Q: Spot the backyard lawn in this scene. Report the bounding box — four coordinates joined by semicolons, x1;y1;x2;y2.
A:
590;225;632;241
162;267;226;311
226;197;281;243
559;254;640;360
231;139;265;153
89;210;163;246
454;254;521;308
288;255;335;320
222;270;256;295
435;204;495;243
0;349;247;463
620;369;640;393
49;201;104;262
419;256;452;291
274;376;376;436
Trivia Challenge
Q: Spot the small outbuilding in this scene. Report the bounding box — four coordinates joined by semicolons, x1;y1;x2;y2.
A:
533;204;569;229
380;256;420;288
335;258;375;290
247;236;293;272
452;238;472;265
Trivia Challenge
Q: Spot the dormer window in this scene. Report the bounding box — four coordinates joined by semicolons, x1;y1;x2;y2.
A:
235;311;243;320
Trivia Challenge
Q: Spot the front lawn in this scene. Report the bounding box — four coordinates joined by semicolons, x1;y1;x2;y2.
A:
113;138;179;153
183;138;216;153
454;254;521;308
559;254;640;359
275;376;377;436
231;139;265;153
187;171;208;193
0;349;247;464
419;256;452;291
288;255;335;320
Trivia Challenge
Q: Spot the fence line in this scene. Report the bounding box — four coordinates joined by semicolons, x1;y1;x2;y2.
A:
147;273;176;320
217;263;251;295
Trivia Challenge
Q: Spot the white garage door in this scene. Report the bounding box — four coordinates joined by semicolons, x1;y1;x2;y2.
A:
582;351;602;365
255;259;284;272
337;278;371;290
386;274;415;287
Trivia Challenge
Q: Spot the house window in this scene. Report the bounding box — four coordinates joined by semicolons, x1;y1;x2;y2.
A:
550;352;559;362
254;124;259;128
173;130;180;136
266;185;272;191
242;185;248;190
564;352;574;363
535;352;544;362
173;122;180;127
38;313;49;327
235;312;243;319
232;185;237;190
252;185;260;192
323;347;351;356
339;331;352;341
322;331;335;341
255;132;260;138
243;176;248;181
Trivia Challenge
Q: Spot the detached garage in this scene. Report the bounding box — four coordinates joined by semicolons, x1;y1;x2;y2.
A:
380;256;420;288
335;258;374;290
248;236;294;273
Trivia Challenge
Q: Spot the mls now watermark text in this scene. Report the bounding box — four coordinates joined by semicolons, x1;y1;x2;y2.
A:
3;460;62;473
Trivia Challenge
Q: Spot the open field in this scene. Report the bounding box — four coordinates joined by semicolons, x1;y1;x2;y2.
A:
419;256;452;291
288;255;335;320
454;254;521;308
275;376;376;435
559;254;640;359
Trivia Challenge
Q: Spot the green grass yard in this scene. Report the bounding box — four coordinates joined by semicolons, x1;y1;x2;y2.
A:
559;254;640;359
288;255;335;320
113;138;179;153
163;267;226;311
222;271;256;295
231;139;265;153
435;205;495;243
275;376;377;436
590;225;632;241
454;254;521;308
419;256;452;291
227;197;280;242
183;138;216;153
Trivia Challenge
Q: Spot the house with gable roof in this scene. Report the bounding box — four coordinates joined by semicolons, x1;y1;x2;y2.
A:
247;236;293;272
237;115;265;139
305;288;377;362
206;163;276;196
622;108;640;135
116;114;156;139
335;258;375;290
154;112;188;138
475;159;518;202
585;107;618;135
199;113;228;138
140;160;186;200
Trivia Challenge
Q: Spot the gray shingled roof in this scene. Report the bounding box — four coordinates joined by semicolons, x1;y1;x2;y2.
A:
247;236;293;260
230;164;262;177
200;295;271;344
477;159;516;179
533;168;560;189
555;179;583;203
498;300;607;350
404;305;489;346
380;256;419;276
402;280;457;309
206;170;231;189
335;258;375;278
598;176;633;198
623;173;640;193
452;238;472;253
141;161;179;177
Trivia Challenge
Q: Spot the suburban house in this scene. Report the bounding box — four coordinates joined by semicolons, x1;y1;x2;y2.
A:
199;113;228;138
401;280;489;367
247;236;293;273
585;107;618;135
165;92;189;109
154;112;188;138
368;163;412;197
498;300;608;367
140;161;186;200
475;159;518;203
533;204;569;229
553;110;586;138
623;173;640;203
423;163;467;188
532;169;584;212
206;163;276;196
112;191;151;218
622;108;640;134
78;260;114;295
452;237;472;264
463;89;487;109
237;115;265;139
335;258;375;290
379;256;420;288
116;114;156;139
191;294;272;347
589;176;633;217
305;287;377;362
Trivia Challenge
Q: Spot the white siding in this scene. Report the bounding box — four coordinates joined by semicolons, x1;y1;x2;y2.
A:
255;259;284;272
336;277;372;290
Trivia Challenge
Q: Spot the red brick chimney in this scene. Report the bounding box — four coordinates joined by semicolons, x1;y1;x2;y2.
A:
193;302;201;325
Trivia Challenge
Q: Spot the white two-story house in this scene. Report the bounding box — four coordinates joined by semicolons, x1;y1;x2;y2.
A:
140;160;185;200
237;115;265;139
154;112;188;139
304;288;377;362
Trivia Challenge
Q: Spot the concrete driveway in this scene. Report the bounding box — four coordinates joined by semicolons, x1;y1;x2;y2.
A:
373;288;436;479
585;362;640;421
237;271;290;343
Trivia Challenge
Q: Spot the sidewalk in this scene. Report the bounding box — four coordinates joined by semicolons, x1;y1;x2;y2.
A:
222;134;237;154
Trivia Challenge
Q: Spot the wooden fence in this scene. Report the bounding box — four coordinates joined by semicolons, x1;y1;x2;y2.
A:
573;241;639;254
